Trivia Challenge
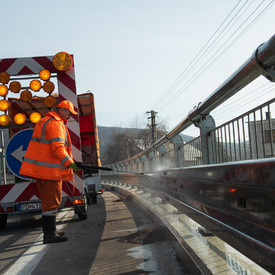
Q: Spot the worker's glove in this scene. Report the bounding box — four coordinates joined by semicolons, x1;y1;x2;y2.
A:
69;162;82;172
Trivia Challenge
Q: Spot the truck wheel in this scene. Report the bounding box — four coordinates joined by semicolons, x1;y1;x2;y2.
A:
86;194;92;205
0;214;7;229
91;194;97;204
77;205;87;220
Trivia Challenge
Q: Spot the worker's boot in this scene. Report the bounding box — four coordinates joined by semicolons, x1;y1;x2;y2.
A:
51;215;65;236
42;215;68;244
56;229;65;236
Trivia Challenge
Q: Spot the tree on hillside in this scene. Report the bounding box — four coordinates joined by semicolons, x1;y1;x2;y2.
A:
104;126;167;165
105;131;142;164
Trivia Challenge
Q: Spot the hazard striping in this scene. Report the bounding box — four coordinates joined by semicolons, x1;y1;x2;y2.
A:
3;210;71;275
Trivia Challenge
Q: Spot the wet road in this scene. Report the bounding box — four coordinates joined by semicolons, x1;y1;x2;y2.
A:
0;190;186;274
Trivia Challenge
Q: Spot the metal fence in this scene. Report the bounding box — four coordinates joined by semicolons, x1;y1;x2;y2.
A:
208;97;275;164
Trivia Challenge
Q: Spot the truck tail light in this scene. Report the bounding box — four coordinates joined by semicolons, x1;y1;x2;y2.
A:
74;199;85;205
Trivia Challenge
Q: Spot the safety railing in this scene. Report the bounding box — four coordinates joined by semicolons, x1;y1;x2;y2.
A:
209;97;275;163
107;34;275;172
101;34;275;273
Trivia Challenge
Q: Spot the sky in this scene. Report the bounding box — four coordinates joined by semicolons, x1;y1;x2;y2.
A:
1;0;275;137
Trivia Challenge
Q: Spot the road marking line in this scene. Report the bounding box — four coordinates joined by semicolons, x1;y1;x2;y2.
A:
4;234;48;275
4;210;71;275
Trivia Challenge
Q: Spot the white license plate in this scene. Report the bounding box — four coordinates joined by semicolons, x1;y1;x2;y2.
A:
19;202;41;211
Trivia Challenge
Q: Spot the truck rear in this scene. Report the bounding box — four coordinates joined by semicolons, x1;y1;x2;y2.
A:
0;52;101;228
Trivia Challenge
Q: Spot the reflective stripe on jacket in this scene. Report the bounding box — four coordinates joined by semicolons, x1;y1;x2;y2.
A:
19;111;74;181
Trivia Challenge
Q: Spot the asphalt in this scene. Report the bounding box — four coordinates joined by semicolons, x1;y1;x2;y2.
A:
31;189;186;275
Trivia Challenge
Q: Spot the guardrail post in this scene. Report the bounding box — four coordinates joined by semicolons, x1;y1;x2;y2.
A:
141;155;147;172
113;164;121;173
135;158;140;172
147;151;155;171
171;135;184;167
194;115;217;164
123;162;128;172
130;160;135;172
156;145;166;170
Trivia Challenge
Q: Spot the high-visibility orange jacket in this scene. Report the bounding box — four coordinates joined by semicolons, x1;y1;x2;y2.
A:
20;111;74;181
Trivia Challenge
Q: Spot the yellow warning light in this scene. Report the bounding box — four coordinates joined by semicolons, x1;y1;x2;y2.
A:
14;113;26;125
0;85;8;97
30;112;42;123
0;114;10;126
0;99;9;111
20;90;32;102
39;69;51;81
43;81;55;94
44;95;56;108
0;72;10;84
53;52;73;71
30;80;41;91
9;81;21;93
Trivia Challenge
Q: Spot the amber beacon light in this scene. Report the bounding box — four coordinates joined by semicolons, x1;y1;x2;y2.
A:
14;113;26;125
0;114;10;126
53;52;73;71
30;80;41;91
0;72;10;84
39;69;51;81
30;112;42;123
0;85;8;96
0;99;9;111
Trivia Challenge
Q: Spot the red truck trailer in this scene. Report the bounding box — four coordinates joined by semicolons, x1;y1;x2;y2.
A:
0;52;101;228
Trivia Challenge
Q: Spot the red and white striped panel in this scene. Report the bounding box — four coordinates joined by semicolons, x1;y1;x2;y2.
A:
0;182;82;203
0;54;84;196
55;58;84;195
0;182;39;203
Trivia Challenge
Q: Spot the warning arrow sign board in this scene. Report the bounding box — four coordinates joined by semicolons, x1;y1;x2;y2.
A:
6;128;34;180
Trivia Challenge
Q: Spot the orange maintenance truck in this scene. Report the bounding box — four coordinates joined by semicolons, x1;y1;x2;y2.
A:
0;52;102;228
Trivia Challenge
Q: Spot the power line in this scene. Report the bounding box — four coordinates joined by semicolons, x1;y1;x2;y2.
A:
152;0;274;113
151;0;245;110
115;1;274;129
212;83;275;120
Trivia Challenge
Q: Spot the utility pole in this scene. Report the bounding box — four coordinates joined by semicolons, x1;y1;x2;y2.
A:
146;110;158;144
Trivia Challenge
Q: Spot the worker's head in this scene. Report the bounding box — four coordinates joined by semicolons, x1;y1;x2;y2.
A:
56;100;78;120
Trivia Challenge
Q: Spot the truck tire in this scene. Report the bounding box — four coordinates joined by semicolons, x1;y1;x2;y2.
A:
0;214;7;229
86;192;97;205
91;194;97;204
77;205;87;220
86;194;92;205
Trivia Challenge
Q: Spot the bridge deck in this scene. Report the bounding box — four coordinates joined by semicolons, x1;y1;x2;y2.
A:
4;189;185;275
103;182;273;275
3;186;272;274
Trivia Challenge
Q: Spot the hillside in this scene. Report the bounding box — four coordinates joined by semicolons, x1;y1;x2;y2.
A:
97;125;195;164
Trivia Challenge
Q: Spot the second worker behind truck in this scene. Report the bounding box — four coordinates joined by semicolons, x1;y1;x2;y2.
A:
20;100;82;244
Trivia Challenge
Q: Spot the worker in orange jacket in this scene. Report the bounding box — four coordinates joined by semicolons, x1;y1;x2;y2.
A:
20;100;81;244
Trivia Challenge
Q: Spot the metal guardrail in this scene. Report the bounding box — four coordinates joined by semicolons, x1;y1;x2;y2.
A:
101;34;275;273
109;34;275;168
102;159;275;273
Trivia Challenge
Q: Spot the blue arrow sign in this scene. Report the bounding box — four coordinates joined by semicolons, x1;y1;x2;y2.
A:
6;128;34;180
